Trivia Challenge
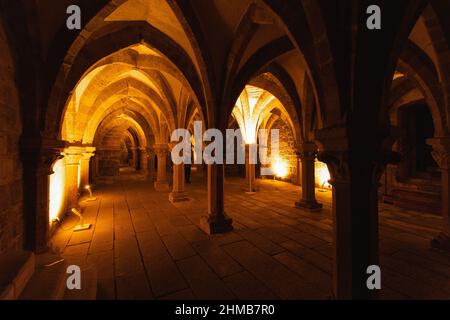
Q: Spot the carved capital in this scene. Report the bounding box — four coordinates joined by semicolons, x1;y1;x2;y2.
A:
81;148;96;161
314;126;349;153
63;146;86;165
21;136;65;175
318;150;350;184
314;127;350;184
153;144;169;157
296;142;318;160
146;147;155;157
315;126;400;186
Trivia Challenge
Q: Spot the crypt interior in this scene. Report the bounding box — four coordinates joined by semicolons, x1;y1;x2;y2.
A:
0;0;450;300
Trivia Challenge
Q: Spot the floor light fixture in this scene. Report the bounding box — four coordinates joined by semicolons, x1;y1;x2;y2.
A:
71;208;92;232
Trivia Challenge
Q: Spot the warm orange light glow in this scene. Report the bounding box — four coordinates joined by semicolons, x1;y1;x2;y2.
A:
49;159;66;225
316;161;331;189
393;71;405;80
272;157;288;178
232;85;277;145
77;161;81;189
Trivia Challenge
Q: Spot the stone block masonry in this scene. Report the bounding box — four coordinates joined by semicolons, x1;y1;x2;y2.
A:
0;23;24;255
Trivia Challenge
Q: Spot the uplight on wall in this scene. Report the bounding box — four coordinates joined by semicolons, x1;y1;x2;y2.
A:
49;159;66;225
316;161;331;192
272;157;288;178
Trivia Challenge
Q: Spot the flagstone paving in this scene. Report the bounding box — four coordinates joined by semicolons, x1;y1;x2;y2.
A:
50;171;450;300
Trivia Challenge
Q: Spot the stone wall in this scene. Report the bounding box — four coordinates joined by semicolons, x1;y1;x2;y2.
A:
0;23;24;254
95;149;122;177
272;118;297;183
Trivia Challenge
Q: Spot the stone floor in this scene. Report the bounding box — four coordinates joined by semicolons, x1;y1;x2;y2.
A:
50;170;450;300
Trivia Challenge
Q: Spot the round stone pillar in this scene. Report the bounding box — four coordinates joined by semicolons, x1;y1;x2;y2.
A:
245;144;257;193
79;147;95;191
316;127;382;300
147;148;156;181
169;163;189;203
295;142;323;211
154;144;170;192
199;164;233;235
63;146;84;211
139;147;148;171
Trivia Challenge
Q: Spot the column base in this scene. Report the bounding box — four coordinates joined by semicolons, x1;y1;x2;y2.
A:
295;199;323;212
244;181;258;193
154;181;170;192
139;170;149;178
244;187;257;194
169;192;190;203
199;214;233;235
381;194;394;205
431;233;450;252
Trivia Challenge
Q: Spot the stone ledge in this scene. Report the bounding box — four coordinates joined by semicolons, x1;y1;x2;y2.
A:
0;251;35;300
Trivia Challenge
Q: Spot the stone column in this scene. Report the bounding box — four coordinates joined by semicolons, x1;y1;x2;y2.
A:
200;164;233;235
316;127;382;300
169;163;189;203
139;147;148;171
22;138;65;253
295;142;323;211
79;147;95;190
245;144;257;193
132;147;140;169
428;138;450;251
63;146;84;211
295;151;302;185
147;148;155;181
154;144;169;191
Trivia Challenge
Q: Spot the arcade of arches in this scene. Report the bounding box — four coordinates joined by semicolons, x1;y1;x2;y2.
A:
1;0;450;300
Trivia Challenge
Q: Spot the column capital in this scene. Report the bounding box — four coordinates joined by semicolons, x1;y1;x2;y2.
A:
428;137;450;170
168;141;180;151
318;150;350;185
63;146;86;165
21;136;65;175
153;143;169;155
314;127;350;184
81;147;96;160
296;142;318;159
314;126;349;152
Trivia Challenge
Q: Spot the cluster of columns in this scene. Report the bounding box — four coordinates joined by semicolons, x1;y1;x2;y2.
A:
21;139;96;253
152;143;190;203
24;135;450;300
63;146;96;211
150;140;232;234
